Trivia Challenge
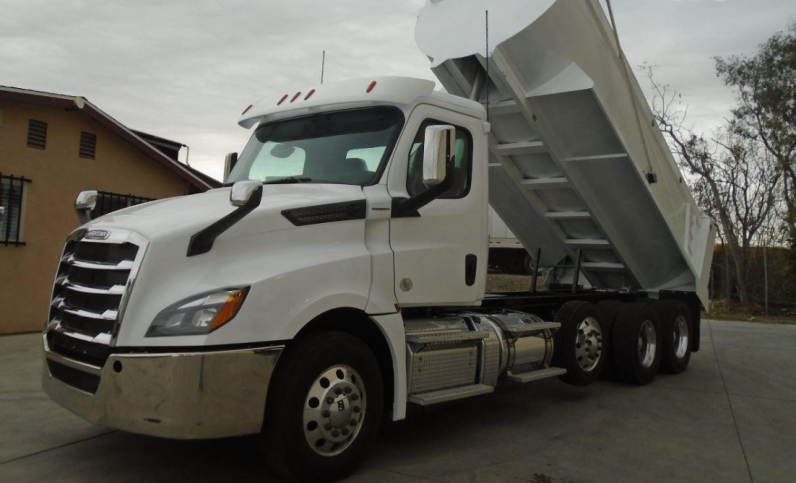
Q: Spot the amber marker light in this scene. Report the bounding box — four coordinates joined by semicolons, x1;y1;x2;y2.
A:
210;288;249;332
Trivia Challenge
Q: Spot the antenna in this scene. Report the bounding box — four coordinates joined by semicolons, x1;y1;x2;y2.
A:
321;50;326;84
485;10;489;121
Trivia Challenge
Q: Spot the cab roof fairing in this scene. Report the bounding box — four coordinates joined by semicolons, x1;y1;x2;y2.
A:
237;76;486;129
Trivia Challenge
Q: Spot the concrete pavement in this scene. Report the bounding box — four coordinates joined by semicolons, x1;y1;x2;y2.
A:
1;320;794;482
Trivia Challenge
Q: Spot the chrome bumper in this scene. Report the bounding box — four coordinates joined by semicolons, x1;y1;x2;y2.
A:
42;334;283;440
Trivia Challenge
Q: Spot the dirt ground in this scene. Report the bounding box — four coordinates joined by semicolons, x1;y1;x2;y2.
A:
485;273;535;292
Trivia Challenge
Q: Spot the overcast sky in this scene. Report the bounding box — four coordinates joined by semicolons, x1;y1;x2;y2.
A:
1;0;793;181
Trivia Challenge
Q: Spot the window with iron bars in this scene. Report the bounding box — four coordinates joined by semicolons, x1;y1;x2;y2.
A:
94;191;154;217
0;173;32;247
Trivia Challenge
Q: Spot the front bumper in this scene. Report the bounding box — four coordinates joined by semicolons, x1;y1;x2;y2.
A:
42;334;283;440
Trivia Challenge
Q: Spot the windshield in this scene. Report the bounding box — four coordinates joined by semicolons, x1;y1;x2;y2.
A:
228;107;404;186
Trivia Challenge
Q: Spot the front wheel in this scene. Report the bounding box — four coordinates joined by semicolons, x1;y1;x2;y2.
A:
260;330;384;482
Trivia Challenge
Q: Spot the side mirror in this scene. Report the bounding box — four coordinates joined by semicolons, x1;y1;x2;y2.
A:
422;125;455;187
223;152;239;183
230;180;262;206
75;190;98;225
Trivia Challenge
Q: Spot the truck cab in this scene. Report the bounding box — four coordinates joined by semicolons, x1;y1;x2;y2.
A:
42;1;713;481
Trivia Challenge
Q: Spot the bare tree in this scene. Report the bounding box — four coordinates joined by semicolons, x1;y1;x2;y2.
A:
641;64;782;304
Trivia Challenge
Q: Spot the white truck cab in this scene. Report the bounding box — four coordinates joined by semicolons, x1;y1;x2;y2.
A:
42;1;714;481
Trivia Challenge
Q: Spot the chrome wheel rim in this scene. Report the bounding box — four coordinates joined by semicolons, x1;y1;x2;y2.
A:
638;320;657;369
303;365;366;457
575;316;603;372
673;315;689;359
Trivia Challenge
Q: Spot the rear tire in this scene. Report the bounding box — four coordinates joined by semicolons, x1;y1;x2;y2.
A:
611;301;661;385
260;330;384;482
596;300;622;379
553;301;606;386
656;300;692;374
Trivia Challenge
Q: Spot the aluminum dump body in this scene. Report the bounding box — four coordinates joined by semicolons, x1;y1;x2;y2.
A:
417;0;715;305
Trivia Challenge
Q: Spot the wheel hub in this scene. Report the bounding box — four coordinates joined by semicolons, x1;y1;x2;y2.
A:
673;315;689;359
303;365;365;457
637;319;657;368
575;316;603;372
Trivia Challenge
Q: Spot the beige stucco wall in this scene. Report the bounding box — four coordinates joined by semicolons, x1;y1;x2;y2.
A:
0;99;192;334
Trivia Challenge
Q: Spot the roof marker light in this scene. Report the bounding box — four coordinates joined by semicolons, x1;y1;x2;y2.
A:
241;104;253;115
304;89;316;101
290;92;302;103
366;81;377;93
277;94;288;105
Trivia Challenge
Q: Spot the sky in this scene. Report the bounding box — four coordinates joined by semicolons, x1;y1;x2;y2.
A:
0;0;793;181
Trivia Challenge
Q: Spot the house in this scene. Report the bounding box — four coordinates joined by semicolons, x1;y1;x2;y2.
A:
0;86;220;334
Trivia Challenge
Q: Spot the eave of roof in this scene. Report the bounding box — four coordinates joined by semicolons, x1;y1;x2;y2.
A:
0;85;214;191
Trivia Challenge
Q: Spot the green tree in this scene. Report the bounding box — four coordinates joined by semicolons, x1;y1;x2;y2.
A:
715;22;796;248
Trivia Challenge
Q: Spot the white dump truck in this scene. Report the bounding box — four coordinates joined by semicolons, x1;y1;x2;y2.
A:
42;0;715;480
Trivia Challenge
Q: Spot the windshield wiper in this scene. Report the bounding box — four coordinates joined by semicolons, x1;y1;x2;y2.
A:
264;176;312;185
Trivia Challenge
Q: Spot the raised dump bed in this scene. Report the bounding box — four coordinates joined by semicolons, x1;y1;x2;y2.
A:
417;0;715;305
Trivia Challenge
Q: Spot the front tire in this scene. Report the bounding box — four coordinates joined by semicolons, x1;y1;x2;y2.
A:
261;330;384;482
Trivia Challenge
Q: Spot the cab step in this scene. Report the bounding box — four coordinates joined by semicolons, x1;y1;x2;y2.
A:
408;384;494;406
505;367;567;384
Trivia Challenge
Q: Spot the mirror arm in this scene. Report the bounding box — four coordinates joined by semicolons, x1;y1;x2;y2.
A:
392;159;455;218
75;209;92;225
186;185;263;257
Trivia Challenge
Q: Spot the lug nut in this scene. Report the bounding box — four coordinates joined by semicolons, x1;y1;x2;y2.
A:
351;394;359;401
344;387;352;394
334;387;343;395
326;397;334;404
331;430;340;437
322;410;331;418
350;419;357;426
353;406;361;414
342;428;349;436
324;423;332;431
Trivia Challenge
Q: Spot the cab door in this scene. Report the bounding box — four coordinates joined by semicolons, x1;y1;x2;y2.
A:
387;105;487;307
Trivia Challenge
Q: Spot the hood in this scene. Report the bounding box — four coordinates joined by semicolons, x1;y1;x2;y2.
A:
84;184;366;241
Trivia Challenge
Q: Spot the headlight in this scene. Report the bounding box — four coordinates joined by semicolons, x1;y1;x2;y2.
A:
146;287;249;337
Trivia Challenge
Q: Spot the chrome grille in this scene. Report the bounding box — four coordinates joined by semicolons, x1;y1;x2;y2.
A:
48;231;145;339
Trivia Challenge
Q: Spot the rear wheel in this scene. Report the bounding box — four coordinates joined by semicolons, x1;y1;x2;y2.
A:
656;300;692;374
260;330;384;482
553;301;606;386
611;302;661;385
596;300;622;378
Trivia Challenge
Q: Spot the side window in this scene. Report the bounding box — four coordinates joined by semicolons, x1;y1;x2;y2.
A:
407;120;471;198
94;192;154;217
0;174;31;246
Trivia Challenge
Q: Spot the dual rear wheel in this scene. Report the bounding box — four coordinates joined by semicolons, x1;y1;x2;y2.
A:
554;299;693;386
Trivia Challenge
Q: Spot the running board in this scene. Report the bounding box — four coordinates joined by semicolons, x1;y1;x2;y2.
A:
505;367;567;384
408;384;494;406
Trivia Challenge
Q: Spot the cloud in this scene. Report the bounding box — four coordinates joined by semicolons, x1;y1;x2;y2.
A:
0;0;792;180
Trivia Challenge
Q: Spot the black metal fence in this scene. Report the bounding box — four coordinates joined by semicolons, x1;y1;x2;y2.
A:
94;191;154;217
0;173;32;247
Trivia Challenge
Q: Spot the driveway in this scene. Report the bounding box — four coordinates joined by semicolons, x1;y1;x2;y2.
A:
1;319;794;482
